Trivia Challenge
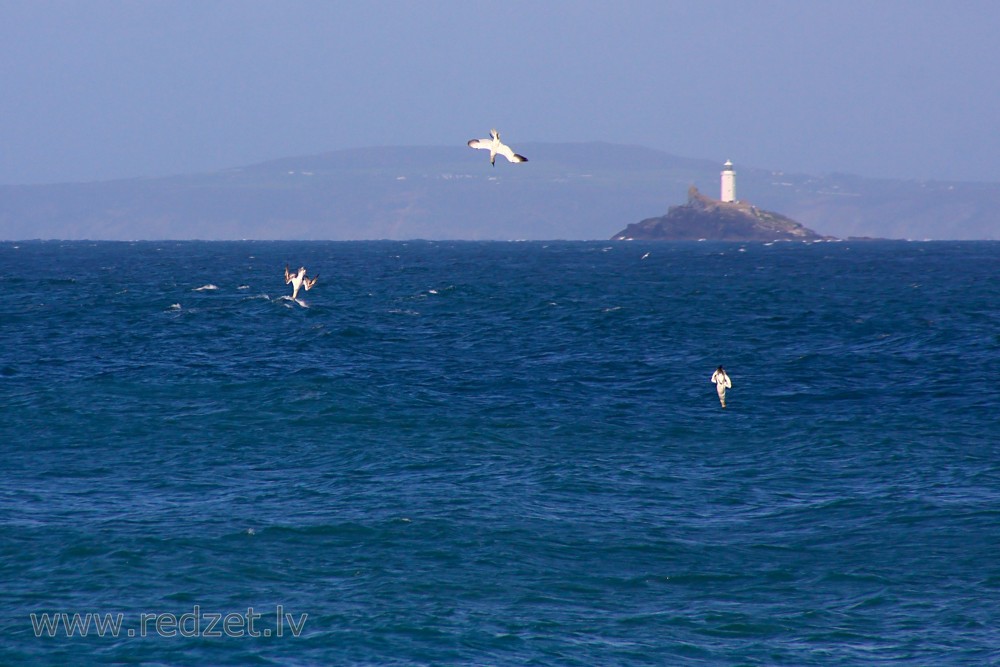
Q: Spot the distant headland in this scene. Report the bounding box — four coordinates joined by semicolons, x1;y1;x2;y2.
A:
611;186;832;242
1;145;995;241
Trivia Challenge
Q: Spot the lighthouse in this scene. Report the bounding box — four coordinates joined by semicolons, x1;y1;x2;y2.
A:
720;160;736;203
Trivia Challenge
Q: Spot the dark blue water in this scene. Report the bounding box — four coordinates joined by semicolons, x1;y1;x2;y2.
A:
2;240;998;665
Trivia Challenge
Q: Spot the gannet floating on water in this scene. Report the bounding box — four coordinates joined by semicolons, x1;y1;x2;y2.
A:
284;265;318;299
467;129;528;166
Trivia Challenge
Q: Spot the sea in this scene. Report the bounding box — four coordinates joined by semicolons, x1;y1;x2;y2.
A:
1;239;998;666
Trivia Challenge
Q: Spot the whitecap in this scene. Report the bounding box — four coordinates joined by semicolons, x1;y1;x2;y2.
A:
275;295;307;308
193;284;219;291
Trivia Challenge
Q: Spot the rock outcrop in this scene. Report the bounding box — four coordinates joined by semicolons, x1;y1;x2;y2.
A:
612;186;832;241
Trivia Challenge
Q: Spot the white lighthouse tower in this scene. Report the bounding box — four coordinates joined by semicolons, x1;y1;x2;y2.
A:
720;159;736;203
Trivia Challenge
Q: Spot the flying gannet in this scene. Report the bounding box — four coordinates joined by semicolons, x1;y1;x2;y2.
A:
285;265;318;299
467;129;528;166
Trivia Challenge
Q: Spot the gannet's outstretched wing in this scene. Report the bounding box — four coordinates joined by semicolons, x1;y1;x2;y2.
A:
495;142;527;163
467;138;493;150
284;265;293;284
304;275;318;291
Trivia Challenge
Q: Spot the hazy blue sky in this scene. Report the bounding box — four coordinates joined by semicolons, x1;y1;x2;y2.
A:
1;0;997;185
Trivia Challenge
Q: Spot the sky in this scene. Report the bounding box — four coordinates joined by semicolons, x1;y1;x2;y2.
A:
1;0;998;185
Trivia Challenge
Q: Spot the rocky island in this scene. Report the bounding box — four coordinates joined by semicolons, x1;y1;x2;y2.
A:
612;186;832;242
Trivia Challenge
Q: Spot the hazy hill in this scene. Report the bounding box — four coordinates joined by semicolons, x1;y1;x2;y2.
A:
1;143;997;240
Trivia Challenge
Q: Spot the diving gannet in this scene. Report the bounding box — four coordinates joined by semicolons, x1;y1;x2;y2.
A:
285;265;318;300
467;129;528;166
711;365;732;409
